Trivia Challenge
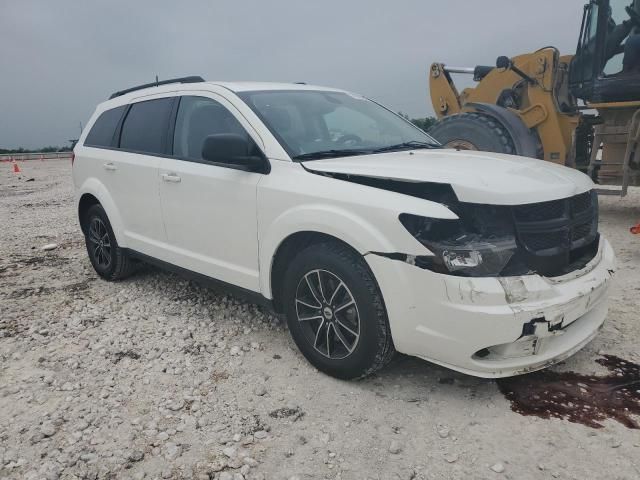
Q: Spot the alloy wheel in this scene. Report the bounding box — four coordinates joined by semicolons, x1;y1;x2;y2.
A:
295;269;361;359
87;217;112;269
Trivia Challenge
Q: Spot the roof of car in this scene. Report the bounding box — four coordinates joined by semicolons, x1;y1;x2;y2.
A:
210;81;345;93
116;80;343;99
99;80;349;111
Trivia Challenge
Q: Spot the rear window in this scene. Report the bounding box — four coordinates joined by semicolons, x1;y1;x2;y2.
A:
119;98;174;155
84;106;126;148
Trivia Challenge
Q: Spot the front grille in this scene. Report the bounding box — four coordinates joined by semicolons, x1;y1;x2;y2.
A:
512;190;599;276
520;230;567;251
514;198;567;222
572;221;593;241
570;191;593;214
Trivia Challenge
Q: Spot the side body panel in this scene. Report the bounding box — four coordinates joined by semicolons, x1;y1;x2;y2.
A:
73;145;164;255
256;160;458;299
73;173;126;246
157;158;263;291
105;149;165;253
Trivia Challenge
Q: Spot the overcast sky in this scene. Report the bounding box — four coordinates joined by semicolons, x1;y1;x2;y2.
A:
0;0;586;149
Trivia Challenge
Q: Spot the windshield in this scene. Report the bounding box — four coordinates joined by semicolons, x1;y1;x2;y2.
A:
238;90;440;160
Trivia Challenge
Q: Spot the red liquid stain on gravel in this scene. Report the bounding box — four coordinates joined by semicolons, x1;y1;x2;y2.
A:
497;355;640;429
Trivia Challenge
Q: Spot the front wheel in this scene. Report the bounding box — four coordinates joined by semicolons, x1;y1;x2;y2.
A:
282;242;395;379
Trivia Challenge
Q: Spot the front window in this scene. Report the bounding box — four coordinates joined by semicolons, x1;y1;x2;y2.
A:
603;0;640;76
572;1;601;86
238;90;439;160
574;0;640;80
173;96;251;161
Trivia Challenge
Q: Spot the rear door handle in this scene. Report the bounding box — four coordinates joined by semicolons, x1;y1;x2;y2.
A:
161;173;181;183
103;162;116;171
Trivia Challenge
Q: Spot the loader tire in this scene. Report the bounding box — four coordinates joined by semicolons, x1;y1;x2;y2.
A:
428;112;516;155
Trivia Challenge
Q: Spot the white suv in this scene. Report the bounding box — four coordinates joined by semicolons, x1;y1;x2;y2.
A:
73;77;615;379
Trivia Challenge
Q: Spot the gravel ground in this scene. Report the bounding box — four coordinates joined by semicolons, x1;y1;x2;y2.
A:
1;159;639;480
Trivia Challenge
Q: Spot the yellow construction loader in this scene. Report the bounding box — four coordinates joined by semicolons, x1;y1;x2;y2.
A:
428;0;640;197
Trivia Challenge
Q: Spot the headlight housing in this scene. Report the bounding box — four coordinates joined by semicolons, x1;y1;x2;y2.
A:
399;213;519;277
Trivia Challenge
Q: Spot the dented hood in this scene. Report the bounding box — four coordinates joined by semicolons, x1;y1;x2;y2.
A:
302;149;594;205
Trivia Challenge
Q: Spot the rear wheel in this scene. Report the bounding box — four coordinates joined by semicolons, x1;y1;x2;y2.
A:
83;204;135;281
282;242;395;379
429;112;516;155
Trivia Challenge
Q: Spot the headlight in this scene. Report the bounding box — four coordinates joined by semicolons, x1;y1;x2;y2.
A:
399;213;518;277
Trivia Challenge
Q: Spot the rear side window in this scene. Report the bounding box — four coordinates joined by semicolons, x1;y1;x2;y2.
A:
173;96;249;161
84;106;126;148
119;98;174;155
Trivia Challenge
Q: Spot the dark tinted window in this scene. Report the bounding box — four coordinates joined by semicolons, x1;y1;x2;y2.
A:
119;98;173;155
173;96;249;161
84;106;126;148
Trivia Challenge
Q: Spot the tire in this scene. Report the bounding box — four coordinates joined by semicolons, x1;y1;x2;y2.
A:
429;112;516;155
282;241;395;379
82;204;135;281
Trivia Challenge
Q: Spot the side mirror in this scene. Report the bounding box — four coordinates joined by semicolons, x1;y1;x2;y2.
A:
201;134;267;172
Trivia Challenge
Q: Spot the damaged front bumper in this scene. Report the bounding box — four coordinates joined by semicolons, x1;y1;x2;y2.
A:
365;237;616;378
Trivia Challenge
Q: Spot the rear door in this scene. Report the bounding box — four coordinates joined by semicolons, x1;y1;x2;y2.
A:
157;94;265;291
110;96;175;254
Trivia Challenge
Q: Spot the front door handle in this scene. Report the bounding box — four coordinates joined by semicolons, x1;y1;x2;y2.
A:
161;173;181;183
103;162;116;171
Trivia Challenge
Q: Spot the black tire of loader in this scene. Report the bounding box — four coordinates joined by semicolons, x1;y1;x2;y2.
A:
429;112;517;155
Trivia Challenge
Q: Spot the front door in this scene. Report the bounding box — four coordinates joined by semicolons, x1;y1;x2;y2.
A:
158;94;264;291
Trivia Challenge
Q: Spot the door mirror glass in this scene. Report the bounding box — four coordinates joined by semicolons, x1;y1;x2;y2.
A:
201;134;265;171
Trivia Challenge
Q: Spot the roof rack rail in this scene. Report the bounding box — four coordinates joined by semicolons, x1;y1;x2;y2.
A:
108;76;205;99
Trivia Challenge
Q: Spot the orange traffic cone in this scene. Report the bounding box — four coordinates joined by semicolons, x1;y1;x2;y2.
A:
12;160;21;174
631;222;640;235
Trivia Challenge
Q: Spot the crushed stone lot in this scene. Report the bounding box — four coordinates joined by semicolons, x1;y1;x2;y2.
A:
1;159;640;480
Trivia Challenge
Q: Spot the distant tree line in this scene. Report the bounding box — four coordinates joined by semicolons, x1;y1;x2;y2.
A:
0;145;72;154
398;112;437;132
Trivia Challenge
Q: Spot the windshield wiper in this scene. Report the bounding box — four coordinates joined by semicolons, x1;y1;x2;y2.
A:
292;149;373;161
371;140;441;153
292;141;440;161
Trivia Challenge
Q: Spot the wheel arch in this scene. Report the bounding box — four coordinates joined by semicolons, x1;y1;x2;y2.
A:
259;200;447;307
78;193;101;235
76;179;126;246
268;231;362;314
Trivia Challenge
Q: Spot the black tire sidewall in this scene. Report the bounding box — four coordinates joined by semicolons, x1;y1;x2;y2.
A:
83;204;120;280
429;113;515;154
283;243;387;379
